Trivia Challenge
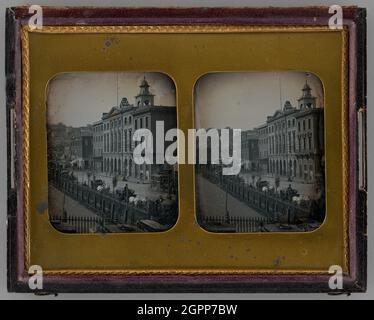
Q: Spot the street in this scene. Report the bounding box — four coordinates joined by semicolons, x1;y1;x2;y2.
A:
197;175;263;219
239;172;316;197
70;169;171;201
48;185;99;218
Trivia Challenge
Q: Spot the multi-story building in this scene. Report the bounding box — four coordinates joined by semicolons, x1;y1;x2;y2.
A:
241;130;259;172
121;98;135;178
92;120;103;172
101;102;124;175
132;78;176;182
98;77;176;182
255;82;324;183
294;85;325;183
70;126;93;169
47;123;71;163
265;99;298;178
256;123;269;173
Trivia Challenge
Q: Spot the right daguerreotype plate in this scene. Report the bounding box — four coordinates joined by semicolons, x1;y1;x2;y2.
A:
7;6;367;293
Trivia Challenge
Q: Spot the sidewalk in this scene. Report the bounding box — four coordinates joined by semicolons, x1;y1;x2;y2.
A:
49;185;99;218
71;169;170;201
239;171;316;197
197;175;263;219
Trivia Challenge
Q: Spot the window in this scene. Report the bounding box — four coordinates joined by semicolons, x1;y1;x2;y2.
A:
124;131;127;152
308;136;312;150
293;132;296;152
118;132;122;152
129;129;132;150
308;118;311;129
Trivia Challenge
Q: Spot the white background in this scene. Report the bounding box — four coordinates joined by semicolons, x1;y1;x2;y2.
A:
0;0;372;300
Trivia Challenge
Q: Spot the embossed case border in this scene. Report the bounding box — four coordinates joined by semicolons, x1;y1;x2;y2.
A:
6;6;366;293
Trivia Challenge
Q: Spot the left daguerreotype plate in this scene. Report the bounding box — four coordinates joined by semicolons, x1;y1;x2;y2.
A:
6;6;367;293
47;72;178;234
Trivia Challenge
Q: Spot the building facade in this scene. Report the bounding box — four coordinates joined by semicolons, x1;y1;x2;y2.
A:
47;123;71;163
92;120;103;172
241;130;259;172
70;126;93;169
255;82;324;184
97;77;176;182
101;102;124;176
121;100;135;179
265;100;298;179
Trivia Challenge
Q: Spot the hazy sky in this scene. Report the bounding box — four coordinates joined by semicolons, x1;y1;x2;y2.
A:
47;72;176;127
48;71;323;129
195;72;324;130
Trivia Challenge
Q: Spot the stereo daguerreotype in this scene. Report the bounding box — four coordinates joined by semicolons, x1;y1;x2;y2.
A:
47;72;178;234
6;6;367;293
195;72;325;233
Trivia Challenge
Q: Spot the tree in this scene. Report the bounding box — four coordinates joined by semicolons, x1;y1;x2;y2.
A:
112;175;117;190
275;176;280;193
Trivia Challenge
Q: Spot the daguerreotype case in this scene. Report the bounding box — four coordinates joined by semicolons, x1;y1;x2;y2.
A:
6;6;367;293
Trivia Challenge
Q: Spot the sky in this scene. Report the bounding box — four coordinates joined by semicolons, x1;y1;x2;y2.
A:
47;71;323;129
47;72;176;127
195;72;324;130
